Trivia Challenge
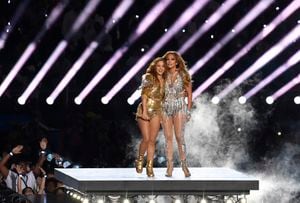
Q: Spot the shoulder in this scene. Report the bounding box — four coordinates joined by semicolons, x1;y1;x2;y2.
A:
143;73;154;81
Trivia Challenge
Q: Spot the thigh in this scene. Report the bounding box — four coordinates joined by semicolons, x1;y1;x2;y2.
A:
137;118;150;140
173;112;186;139
161;115;174;139
149;115;161;141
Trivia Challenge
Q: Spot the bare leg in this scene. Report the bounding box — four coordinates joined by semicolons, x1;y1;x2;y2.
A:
173;112;187;161
173;112;191;177
136;118;150;173
146;115;161;177
162;115;174;176
147;115;161;161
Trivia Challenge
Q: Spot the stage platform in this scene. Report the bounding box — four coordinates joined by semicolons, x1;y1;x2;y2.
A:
54;167;259;196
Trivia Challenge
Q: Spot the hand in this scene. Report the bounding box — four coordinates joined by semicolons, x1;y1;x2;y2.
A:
39;137;48;150
141;112;150;121
12;145;23;154
52;153;62;160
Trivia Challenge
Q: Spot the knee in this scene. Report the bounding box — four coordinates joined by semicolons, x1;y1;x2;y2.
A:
142;138;149;145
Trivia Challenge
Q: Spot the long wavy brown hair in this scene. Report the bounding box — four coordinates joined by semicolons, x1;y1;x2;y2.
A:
162;51;191;86
146;57;167;81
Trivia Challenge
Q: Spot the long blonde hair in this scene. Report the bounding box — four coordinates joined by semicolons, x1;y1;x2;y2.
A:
162;51;191;86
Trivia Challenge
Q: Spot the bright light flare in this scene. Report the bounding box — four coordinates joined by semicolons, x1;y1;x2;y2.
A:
294;96;300;104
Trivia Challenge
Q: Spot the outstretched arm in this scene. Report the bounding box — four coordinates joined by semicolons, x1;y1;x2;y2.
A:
33;138;47;177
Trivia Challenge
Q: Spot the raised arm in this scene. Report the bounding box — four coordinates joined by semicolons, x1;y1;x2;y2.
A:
0;145;23;178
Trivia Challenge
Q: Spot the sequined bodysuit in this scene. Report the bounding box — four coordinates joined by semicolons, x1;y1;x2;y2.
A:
163;72;187;117
136;73;164;119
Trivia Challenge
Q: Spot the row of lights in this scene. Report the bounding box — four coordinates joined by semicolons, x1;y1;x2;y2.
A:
66;195;248;203
210;96;300;105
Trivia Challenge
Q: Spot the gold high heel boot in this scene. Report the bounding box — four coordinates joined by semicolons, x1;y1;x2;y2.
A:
165;160;173;177
135;155;144;173
146;160;154;177
181;160;191;177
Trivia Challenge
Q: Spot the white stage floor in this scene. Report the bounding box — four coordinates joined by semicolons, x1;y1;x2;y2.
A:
55;167;259;195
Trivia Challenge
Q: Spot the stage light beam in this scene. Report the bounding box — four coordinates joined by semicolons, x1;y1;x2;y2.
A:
74;0;174;103
0;0;31;50
47;0;134;103
0;0;69;98
243;49;300;100
18;0;102;104
103;0;210;103
217;25;300;100
189;0;274;76
192;0;300;99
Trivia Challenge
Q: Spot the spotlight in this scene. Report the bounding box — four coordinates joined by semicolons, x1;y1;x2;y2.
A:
226;198;233;203
240;195;247;203
46;97;54;105
277;131;282;136
237;127;242;132
97;199;104;203
135;15;139;19
127;97;134;105
263;24;267;28
210;34;214;39
276;6;280;10
200;198;207;203
205;20;208;23
182;29;186;33
141;47;145;52
149;199;156;203
8;22;10;25
83;198;89;203
123;198;130;203
8;0;10;4
45;13;48;17
17;97;26;105
294;96;300;104
231;29;235;33
101;96;109;104
174;199;181;203
211;96;220;104
298;20;300;24
241;198;247;203
74;97;82;105
266;96;274;104
238;96;246;104
164;28;168;32
112;19;116;23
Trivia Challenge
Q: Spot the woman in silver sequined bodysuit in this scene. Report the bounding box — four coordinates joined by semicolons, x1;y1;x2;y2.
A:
162;51;192;177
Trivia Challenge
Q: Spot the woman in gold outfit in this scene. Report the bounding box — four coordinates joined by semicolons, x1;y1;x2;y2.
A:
162;51;192;177
135;57;166;177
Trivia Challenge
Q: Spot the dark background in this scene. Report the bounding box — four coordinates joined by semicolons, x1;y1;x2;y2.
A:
0;0;299;168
